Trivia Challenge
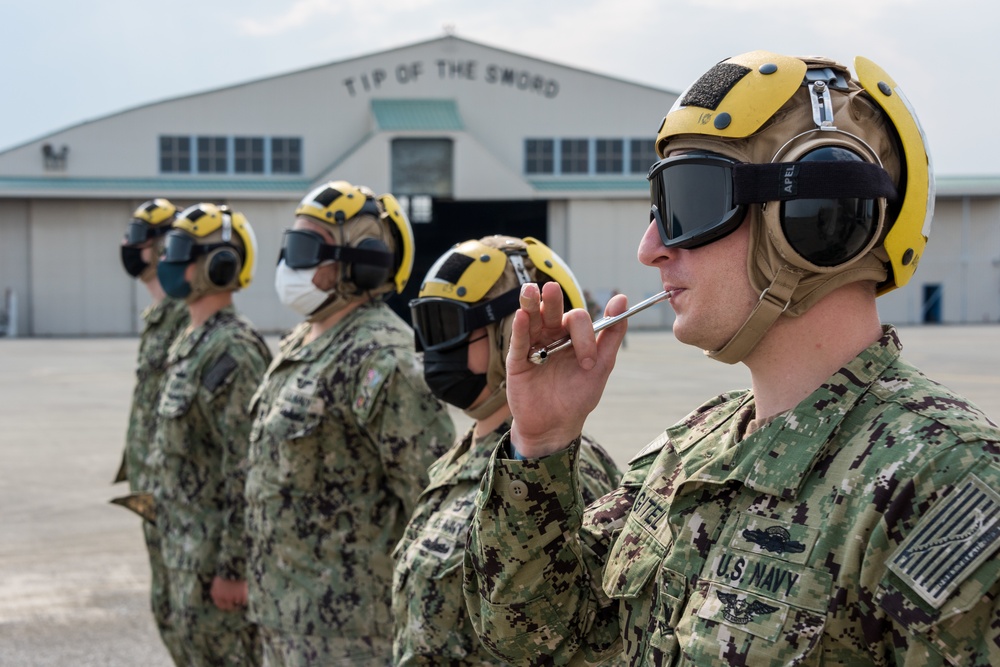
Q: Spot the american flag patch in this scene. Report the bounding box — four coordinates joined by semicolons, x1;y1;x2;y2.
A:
888;473;1000;608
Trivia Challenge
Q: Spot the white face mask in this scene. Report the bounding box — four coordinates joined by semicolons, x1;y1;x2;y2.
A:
274;260;331;317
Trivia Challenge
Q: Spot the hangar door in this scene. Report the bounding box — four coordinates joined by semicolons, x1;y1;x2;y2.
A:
387;199;547;322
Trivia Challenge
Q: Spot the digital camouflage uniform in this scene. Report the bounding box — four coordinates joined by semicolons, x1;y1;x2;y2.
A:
465;327;1000;666
392;420;623;666
245;300;455;666
112;296;188;665
154;305;271;667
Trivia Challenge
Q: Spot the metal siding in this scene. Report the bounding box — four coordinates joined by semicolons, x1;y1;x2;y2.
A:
31;200;134;335
0;200;31;335
225;198;301;334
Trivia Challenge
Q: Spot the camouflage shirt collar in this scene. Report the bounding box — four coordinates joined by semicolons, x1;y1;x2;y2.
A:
428;420;512;488
668;325;903;500
141;295;184;326
171;305;237;360
285;301;379;362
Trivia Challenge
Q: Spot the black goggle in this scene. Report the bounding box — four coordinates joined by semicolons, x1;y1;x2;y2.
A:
647;153;747;250
278;229;391;271
647;151;897;261
161;230;228;263
124;219;169;246
409;288;521;352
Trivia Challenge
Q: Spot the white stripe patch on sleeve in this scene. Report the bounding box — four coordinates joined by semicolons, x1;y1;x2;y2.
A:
888;473;1000;608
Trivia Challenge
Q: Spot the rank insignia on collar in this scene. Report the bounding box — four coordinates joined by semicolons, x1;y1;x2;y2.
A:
742;526;807;555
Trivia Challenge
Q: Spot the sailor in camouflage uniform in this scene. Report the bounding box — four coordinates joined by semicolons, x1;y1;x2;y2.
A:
464;52;1000;665
245;181;454;666
397;236;624;665
154;203;271;666
111;198;189;665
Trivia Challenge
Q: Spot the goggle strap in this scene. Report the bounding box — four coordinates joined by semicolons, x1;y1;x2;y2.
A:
733;161;897;204
465;288;521;329
329;244;393;268
708;267;802;365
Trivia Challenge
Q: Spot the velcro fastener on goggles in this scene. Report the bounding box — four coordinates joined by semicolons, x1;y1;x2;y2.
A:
732;161;897;204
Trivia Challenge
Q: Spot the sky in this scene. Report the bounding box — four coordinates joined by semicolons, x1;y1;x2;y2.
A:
1;0;995;176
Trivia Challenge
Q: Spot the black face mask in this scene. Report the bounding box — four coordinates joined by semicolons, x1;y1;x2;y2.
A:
120;245;148;278
423;346;487;409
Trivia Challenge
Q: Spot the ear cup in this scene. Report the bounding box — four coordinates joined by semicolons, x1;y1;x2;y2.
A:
206;247;240;287
349;237;392;291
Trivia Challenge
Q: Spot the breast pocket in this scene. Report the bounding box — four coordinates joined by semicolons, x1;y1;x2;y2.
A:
603;513;684;664
677;551;830;666
258;387;325;488
156;372;197;455
397;493;474;580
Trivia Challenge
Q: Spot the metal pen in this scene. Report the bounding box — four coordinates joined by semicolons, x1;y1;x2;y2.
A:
528;290;673;364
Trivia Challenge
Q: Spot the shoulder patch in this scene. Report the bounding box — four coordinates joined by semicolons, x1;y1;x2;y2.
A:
888;472;1000;608
352;357;395;422
202;353;238;392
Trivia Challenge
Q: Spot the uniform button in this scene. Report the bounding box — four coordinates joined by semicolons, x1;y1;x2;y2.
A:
509;480;528;498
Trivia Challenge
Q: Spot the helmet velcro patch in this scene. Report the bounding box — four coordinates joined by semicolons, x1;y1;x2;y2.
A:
313;185;347;207
435;252;475;284
681;63;751;110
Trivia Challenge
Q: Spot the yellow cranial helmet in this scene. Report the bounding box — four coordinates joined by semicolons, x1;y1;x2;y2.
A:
414;235;584;318
651;51;933;363
655;51;932;293
411;235;585;418
125;198;177;246
376;192;415;293
293;181;415;294
166;203;257;291
121;198;179;280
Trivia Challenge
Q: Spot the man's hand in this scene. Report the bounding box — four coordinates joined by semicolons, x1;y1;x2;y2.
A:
506;281;628;458
210;576;248;611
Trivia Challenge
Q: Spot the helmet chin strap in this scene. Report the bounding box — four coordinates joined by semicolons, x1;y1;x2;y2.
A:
706;266;801;364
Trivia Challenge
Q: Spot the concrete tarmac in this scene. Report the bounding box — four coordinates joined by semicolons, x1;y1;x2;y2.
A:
1;326;998;665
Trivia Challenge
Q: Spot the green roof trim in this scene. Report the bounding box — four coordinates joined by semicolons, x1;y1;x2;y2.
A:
0;176;312;193
529;178;648;192
372;99;463;131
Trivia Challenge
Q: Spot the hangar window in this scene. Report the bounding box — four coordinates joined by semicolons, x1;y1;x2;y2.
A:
235;137;265;174
160;136;191;173
197;136;228;173
630;139;657;174
596;139;623;174
398;195;434;224
525;139;554;174
158;135;302;175
272;138;302;174
561;139;589;174
392;138;453;197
